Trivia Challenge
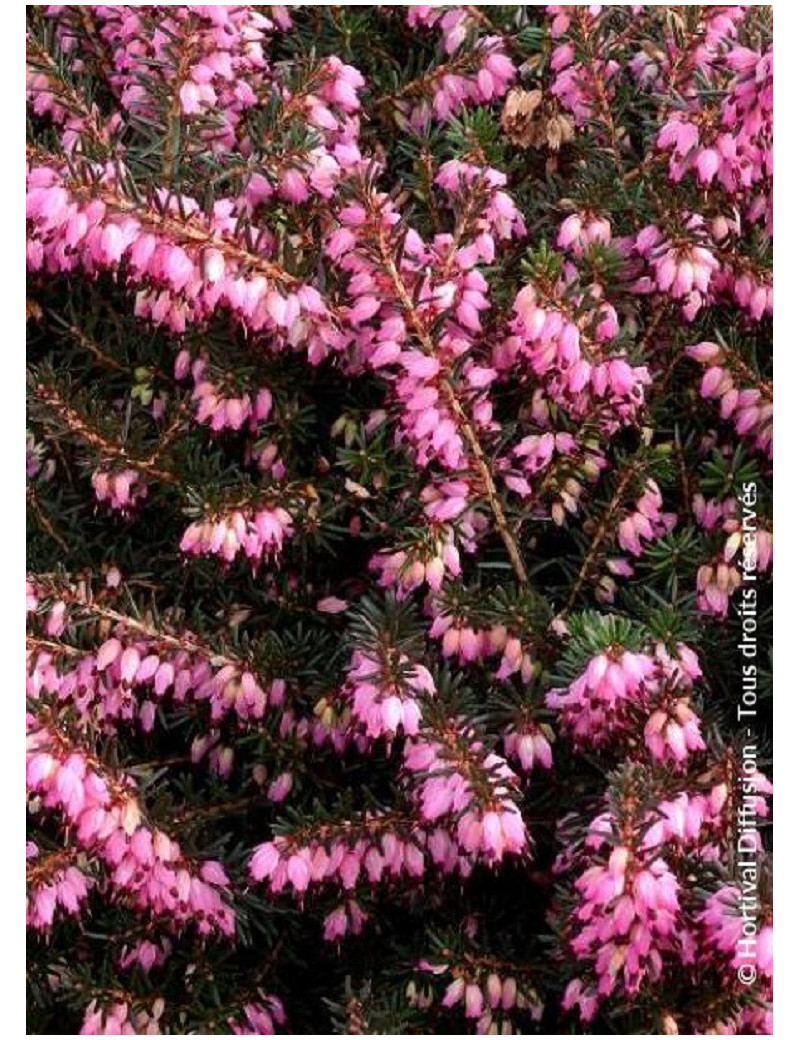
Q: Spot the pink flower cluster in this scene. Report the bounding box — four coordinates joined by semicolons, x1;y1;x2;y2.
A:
371;536;462;598
566;845;681;1012
546;647;653;747
404;733;527;864
28;614;287;732
700;886;772;979
559;772;771;1027
342;648;435;740
322;900;370;943
657;45;772;231
27;161;344;350
402;8;515;127
250;816;430;901
180;504;293;567
176;349;274;435
435;160;526;249
44;5;291;151
92;467;148;512
615;479;677;559
503;721;554;773
508;430;578;484
80;999;160;1036
693;493;773;617
510;283;650;435
248;717;529;929
498;424;607;524
632;219;720;321
430;611;538;683
642;771;770;861
554;626;772;1028
228;996;287;1036
687;340;773;458
26;846;92;931
249;740;528;925
546;641;704;764
119;938;172;975
27;717;235;937
722;264;774;322
546;3;612;118
415;960;543;1034
368;481;478;598
327;162;524;487
40;5;368;220
27;19;369;361
556;212;612;258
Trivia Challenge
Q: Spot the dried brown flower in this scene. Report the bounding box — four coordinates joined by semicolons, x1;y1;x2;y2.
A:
502;87;575;152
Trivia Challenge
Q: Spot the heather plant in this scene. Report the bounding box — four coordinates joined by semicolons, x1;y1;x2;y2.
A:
26;4;772;1035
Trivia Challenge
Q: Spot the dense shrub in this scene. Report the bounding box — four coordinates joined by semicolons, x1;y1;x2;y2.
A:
27;5;772;1034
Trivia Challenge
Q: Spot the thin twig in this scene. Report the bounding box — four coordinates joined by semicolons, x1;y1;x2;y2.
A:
559;458;646;617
